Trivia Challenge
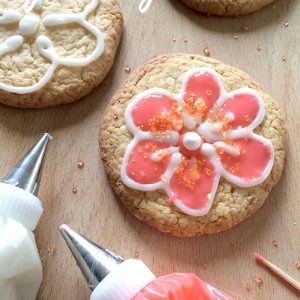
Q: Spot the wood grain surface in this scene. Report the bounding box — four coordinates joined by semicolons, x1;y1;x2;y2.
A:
0;0;299;299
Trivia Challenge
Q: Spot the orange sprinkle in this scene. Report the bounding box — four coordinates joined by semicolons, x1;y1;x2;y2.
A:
272;239;278;247
77;160;84;168
244;115;251;121
72;187;77;194
255;277;263;286
124;65;131;73
245;282;251;291
203;47;210;56
134;251;139;258
204;167;212;176
295;261;300;269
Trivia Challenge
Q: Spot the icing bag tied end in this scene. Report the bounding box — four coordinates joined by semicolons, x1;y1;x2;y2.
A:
1;133;52;196
59;224;124;290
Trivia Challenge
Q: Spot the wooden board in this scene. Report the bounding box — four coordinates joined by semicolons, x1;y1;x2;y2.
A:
0;0;299;299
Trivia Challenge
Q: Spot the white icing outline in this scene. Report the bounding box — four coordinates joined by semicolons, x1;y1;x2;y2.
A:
0;0;105;94
139;0;153;13
121;68;275;216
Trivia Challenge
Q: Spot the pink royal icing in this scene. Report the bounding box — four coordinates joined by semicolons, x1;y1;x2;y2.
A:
121;68;274;216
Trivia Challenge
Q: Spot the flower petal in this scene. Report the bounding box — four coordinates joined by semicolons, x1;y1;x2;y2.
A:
127;91;179;133
214;90;264;130
182;69;221;115
216;136;274;186
169;154;219;216
123;139;173;186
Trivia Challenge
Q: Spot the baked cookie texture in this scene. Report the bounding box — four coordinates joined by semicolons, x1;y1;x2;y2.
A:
100;54;286;237
180;0;276;16
0;0;123;108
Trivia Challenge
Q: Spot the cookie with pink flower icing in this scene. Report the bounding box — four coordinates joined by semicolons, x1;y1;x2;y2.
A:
100;54;286;237
0;0;122;108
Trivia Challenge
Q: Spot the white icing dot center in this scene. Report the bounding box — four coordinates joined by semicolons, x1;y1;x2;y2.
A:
183;132;202;151
19;15;40;36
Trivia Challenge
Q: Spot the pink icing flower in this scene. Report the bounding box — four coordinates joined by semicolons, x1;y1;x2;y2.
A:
121;68;274;216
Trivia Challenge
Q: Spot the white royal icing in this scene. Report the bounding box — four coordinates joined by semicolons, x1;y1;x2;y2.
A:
0;35;24;56
121;68;275;216
0;9;22;24
183;132;202;151
0;0;105;94
19;14;40;36
139;0;153;13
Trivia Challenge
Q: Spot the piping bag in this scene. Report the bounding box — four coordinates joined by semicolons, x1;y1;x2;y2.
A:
0;133;52;300
60;225;234;300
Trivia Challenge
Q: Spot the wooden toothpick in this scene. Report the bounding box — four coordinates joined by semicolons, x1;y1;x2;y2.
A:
254;252;300;292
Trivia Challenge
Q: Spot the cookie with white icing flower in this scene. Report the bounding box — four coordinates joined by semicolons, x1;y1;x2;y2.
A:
0;0;122;108
100;54;286;237
180;0;276;16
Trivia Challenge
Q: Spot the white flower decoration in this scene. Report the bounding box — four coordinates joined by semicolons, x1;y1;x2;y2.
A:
0;0;104;94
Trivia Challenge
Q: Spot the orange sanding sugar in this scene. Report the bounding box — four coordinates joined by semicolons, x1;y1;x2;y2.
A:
173;158;206;189
182;96;207;119
148;105;183;133
210;112;234;132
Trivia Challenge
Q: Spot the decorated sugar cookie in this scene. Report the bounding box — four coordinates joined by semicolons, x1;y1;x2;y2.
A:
100;54;286;237
0;0;122;108
180;0;276;16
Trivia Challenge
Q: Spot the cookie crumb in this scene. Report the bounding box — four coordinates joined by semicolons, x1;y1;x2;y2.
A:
134;251;139;258
203;47;210;56
245;282;251;291
257;45;262;51
77;160;84;169
184;38;188;43
255;277;263;286
172;37;176;42
272;239;278;247
282;55;286;62
233;35;238;40
124;65;131;73
295;261;300;269
72;187;77;194
243;26;249;32
283;21;289;27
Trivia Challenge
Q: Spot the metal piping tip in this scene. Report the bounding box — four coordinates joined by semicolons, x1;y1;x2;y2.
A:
60;224;124;290
1;133;52;196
